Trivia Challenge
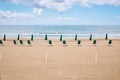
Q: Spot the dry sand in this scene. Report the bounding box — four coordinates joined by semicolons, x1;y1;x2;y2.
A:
0;38;120;80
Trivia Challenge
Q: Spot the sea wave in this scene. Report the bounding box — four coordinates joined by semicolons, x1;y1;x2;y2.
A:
0;33;120;39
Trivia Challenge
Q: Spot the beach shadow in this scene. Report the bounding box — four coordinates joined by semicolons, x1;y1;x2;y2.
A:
24;45;32;47
62;45;68;47
107;45;113;47
14;44;32;47
0;45;4;46
48;45;53;47
77;45;82;47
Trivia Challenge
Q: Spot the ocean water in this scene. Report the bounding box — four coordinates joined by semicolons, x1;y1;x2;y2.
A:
0;25;120;39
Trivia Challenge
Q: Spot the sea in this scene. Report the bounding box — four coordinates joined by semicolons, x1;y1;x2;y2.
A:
0;25;120;39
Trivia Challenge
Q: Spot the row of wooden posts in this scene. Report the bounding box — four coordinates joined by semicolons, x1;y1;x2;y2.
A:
1;33;109;41
0;34;112;45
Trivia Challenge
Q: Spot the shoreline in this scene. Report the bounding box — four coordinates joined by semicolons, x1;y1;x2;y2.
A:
0;33;120;39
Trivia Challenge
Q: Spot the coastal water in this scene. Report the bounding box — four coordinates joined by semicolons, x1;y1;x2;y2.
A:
0;25;120;39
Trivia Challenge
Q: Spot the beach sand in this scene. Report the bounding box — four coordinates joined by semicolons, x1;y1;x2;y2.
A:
0;39;120;80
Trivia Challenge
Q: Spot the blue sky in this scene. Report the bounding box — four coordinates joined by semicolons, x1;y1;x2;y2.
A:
0;0;120;25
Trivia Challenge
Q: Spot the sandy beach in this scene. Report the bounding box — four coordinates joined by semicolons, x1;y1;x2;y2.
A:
0;38;120;80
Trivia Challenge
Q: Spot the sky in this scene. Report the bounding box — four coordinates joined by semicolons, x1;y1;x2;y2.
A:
0;0;120;25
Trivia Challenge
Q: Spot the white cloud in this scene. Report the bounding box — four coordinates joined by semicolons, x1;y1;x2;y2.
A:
10;0;120;13
33;17;80;21
33;8;43;15
0;9;81;25
57;17;80;21
0;9;35;19
54;0;65;2
0;9;80;21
